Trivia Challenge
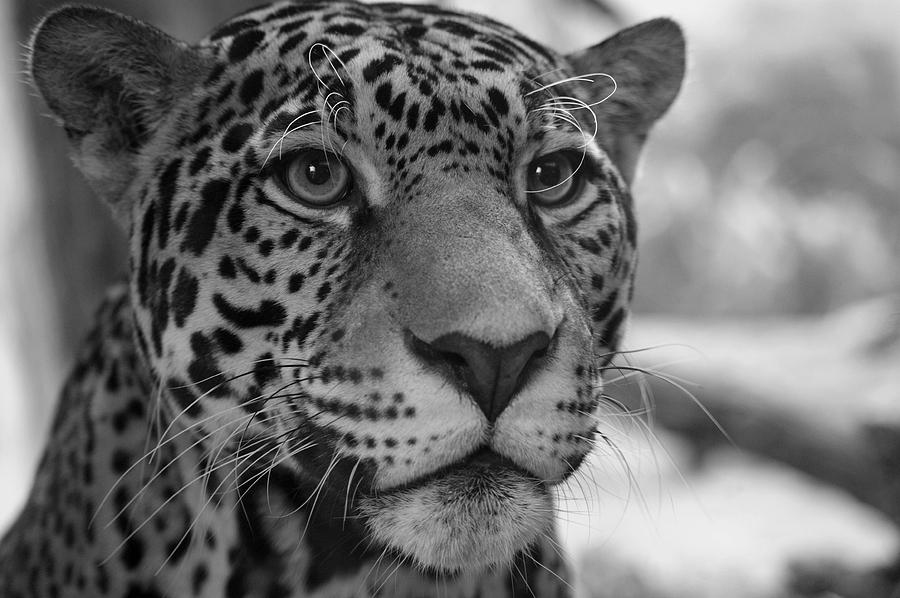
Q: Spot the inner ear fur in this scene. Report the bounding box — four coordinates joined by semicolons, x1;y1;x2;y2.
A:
566;18;686;183
28;6;214;222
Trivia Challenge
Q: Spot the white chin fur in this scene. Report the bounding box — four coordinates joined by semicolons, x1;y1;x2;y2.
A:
359;466;552;574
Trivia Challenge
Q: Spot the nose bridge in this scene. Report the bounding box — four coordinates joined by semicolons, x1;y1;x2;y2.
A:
388;192;562;345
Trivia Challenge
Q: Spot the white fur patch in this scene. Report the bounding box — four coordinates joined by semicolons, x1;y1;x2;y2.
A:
359;460;553;574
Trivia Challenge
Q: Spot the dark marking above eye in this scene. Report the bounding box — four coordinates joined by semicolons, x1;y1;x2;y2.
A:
239;70;265;106
212;293;287;328
222;123;253;153
228;29;265;62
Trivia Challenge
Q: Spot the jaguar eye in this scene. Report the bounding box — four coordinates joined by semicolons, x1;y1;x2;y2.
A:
526;151;586;207
278;149;351;207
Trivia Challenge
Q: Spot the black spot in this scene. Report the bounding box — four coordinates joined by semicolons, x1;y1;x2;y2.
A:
171;267;199;327
362;54;402;82
188;332;227;396
157;159;181;249
239;69;265;106
405;102;419;130
388;92;406;121
374;82;392;111
213;294;287;328
192;563;209;594
432;19;479;38
325;22;365;36
213;328;243;354
422;97;446;131
222;123;253;153
111;449;131;474
486;87;510;116
182;179;231;256
280;229;300;248
229;29;265;62
219;255;237;279
244;226;260;242
258;238;274;256
121;536;144;569
227;203;245;233
279;31;308;56
189;147;212;176
286;313;319;349
288;273;305;293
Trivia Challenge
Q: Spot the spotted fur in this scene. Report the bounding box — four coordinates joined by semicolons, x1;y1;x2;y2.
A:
1;2;684;596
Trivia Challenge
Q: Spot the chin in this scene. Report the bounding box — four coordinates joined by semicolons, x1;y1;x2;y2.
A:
358;450;553;575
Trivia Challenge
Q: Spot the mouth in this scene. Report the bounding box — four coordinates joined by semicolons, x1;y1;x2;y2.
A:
358;446;553;575
386;446;545;494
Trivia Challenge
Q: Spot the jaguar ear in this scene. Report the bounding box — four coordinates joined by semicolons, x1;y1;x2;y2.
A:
28;6;213;223
567;18;685;183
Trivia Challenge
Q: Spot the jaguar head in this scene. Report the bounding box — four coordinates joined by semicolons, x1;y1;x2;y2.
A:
29;1;684;577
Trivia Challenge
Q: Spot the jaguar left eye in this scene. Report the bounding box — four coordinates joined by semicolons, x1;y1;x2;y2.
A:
525;151;586;207
277;149;352;208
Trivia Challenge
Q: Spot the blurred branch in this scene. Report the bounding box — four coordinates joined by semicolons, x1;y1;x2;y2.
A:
612;294;900;596
613;294;900;523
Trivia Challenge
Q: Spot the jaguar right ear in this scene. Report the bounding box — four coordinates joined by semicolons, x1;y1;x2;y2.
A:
28;6;214;224
566;18;685;183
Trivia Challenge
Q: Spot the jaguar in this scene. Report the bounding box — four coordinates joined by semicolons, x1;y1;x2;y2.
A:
0;1;684;596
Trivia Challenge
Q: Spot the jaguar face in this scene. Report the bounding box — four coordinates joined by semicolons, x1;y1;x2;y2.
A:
29;0;684;576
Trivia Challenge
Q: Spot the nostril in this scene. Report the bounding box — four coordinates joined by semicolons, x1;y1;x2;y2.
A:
406;329;554;422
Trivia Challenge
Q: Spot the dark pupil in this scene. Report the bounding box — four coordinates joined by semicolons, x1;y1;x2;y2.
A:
535;159;562;187
305;159;332;186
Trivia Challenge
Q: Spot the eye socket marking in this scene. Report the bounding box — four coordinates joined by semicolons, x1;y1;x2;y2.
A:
525;151;588;207
277;149;352;208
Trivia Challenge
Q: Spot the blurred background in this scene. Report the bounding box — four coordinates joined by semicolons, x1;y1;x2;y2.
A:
1;0;898;596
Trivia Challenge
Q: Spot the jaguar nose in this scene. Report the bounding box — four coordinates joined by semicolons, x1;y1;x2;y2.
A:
409;330;553;422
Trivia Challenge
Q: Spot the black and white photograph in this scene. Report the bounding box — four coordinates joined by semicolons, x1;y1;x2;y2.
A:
0;0;897;596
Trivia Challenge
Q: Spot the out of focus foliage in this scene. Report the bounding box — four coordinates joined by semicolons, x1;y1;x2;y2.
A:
631;0;899;316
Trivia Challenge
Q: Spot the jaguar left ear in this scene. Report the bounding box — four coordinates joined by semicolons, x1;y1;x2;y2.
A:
567;18;685;183
28;6;214;224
